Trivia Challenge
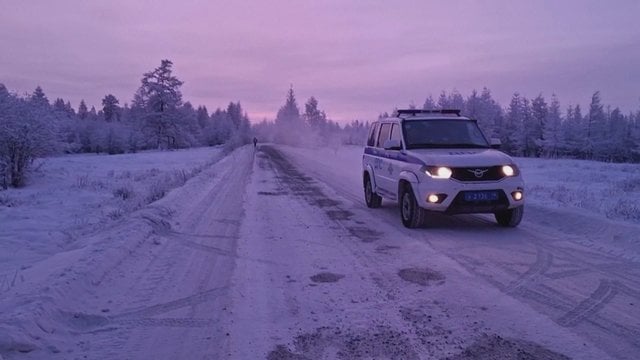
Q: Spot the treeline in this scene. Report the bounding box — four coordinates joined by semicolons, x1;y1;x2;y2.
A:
419;89;640;162
3;60;639;188
252;86;370;148
0;59;251;188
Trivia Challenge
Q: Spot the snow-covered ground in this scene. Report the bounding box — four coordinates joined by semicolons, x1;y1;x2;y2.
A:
1;144;639;359
0;147;223;283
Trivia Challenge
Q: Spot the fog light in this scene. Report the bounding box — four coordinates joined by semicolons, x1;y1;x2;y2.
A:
512;191;523;201
428;194;439;203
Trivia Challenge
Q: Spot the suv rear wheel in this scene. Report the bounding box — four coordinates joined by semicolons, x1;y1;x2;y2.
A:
400;184;425;228
364;174;382;208
494;206;524;227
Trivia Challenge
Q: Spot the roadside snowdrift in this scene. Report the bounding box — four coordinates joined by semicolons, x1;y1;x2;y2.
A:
0;146;241;357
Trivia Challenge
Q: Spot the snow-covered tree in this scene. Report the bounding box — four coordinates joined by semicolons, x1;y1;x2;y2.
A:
30;86;49;109
275;86;303;144
502;93;525;155
0;86;56;187
529;94;547;157
196;105;209;129
422;95;436;110
102;94;120;122
542;94;562;158
304;96;327;129
133;59;185;149
276;86;301;126
77;100;88;120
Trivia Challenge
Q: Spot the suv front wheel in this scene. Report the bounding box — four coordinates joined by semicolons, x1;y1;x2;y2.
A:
494;206;524;227
400;184;425;228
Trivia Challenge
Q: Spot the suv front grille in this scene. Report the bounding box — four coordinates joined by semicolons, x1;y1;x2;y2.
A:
451;166;504;182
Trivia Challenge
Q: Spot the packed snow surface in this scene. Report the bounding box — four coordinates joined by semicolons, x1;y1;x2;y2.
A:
0;144;639;359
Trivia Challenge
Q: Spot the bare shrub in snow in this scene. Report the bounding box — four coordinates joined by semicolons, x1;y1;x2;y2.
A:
145;180;169;203
75;175;89;188
173;169;188;186
607;200;640;221
134;168;160;182
618;177;640;192
0;194;16;207
106;208;124;220
112;185;134;200
118;170;131;179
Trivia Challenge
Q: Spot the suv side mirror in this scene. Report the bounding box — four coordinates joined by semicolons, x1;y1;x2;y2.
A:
490;138;501;149
383;139;402;151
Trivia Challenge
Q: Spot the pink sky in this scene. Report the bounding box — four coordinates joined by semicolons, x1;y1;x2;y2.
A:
1;1;639;122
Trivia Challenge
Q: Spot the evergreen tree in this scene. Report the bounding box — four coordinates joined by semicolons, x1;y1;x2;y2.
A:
133;59;184;149
78;100;89;120
30;86;49;108
196;106;209;129
422;95;436;110
102;94;120;122
529;94;547;157
542;94;562;157
587;91;606;159
603;107;632;162
437;91;449;109
503;93;525;155
275;86;303;144
276;86;301;126
304;96;327;129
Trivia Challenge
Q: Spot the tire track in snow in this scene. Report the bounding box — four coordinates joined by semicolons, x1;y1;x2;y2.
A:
260;146;514;358
112;286;228;319
557;279;618;327
503;247;553;295
72;147;254;360
273;145;640;359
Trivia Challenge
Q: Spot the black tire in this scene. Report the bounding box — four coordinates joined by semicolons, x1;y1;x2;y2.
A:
494;205;524;227
400;184;426;228
364;175;382;208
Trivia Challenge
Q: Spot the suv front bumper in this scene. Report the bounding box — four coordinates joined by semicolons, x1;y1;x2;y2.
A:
414;177;524;214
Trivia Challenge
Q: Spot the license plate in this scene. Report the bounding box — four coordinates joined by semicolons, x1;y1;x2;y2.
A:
463;191;499;202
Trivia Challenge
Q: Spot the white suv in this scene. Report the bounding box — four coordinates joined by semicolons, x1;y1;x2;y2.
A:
362;109;524;228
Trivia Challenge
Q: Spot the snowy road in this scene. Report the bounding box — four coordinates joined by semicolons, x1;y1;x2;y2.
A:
4;144;639;359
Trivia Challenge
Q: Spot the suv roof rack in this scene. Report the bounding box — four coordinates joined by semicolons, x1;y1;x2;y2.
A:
396;109;461;117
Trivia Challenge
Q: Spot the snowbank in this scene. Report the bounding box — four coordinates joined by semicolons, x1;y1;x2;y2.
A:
0;146;226;356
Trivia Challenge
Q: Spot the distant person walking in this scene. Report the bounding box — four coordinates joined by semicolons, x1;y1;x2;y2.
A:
253;137;258;148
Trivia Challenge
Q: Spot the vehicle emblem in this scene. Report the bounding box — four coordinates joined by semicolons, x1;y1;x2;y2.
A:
467;168;489;178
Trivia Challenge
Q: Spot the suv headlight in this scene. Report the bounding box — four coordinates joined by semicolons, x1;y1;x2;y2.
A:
502;165;519;177
425;166;452;179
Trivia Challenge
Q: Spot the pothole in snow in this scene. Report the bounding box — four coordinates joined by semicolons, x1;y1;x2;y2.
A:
310;272;345;283
61;311;110;330
326;210;354;221
398;267;445;286
310;198;340;208
347;226;382;243
375;245;401;253
258;191;287;196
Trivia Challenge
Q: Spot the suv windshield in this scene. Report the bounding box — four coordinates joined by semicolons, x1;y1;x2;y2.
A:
402;119;490;149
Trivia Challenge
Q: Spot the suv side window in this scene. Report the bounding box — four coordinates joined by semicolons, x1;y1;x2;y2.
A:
390;124;402;145
367;123;379;147
376;123;392;147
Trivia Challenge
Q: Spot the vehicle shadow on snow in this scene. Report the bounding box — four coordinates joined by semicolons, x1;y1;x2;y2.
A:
375;203;519;232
